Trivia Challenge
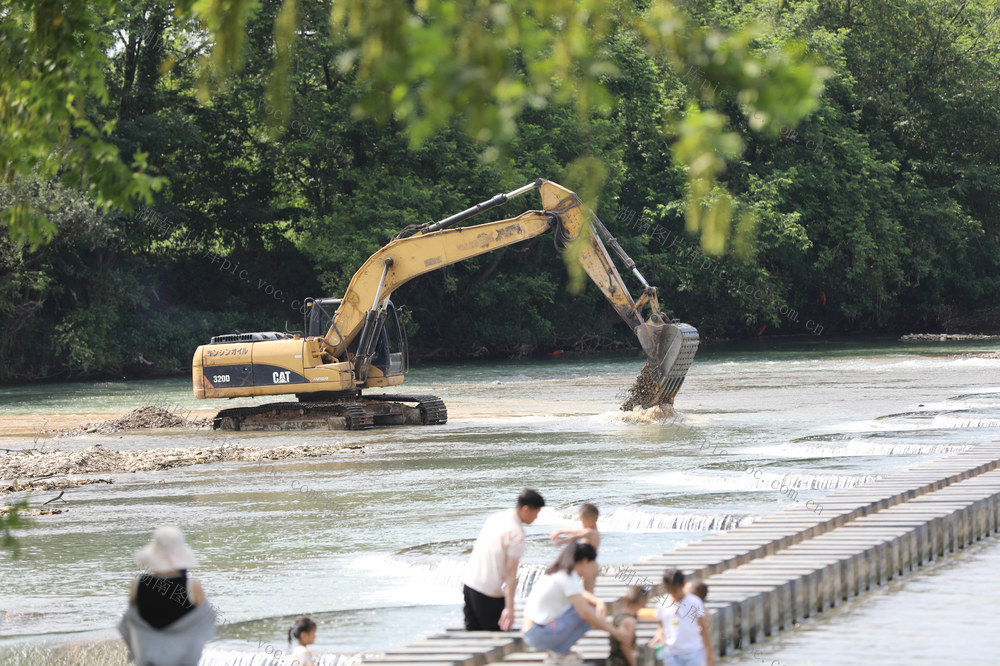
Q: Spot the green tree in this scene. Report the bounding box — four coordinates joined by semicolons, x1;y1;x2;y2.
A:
2;0;828;256
0;0;164;247
331;0;829;253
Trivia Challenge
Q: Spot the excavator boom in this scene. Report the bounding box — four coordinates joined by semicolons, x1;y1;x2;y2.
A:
329;179;698;404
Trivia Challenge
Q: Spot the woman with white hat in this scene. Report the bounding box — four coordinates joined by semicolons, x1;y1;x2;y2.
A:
119;526;216;665
130;525;207;625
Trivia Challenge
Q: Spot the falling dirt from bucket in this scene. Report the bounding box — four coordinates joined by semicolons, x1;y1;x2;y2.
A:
620;362;663;411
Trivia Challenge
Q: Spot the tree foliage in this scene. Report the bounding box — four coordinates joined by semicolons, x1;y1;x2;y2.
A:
1;0;999;383
330;0;829;252
0;0;165;248
2;0;827;253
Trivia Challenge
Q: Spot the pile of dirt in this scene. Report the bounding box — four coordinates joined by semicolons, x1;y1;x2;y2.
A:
1;442;362;481
620;362;663;411
55;406;211;436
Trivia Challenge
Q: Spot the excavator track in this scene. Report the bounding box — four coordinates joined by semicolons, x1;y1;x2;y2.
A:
213;401;375;431
212;395;446;431
366;394;448;425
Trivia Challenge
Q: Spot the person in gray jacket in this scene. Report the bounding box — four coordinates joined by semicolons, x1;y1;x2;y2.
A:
118;526;216;665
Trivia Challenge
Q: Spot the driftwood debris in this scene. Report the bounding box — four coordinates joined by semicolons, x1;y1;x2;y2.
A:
2;477;113;495
43;490;66;505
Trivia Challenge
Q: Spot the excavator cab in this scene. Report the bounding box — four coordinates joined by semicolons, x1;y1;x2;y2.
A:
306;298;341;338
377;301;409;377
366;300;408;379
307;297;408;383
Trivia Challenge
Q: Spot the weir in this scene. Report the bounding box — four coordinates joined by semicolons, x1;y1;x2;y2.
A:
362;442;1000;665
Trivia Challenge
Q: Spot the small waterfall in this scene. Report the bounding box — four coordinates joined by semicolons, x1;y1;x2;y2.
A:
547;505;754;533
388;553;469;592
199;646;363;666
199;647;271;666
754;471;881;490
782;440;972;457
687;469;882;491
514;563;548;599
596;506;755;533
381;554;571;600
930;414;1000;429
514;563;628;599
382;553;548;601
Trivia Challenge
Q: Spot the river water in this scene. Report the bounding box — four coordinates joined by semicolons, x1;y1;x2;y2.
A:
1;338;998;665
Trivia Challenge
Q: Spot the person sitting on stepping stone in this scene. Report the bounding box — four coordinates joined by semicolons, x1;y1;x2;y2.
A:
522;542;629;665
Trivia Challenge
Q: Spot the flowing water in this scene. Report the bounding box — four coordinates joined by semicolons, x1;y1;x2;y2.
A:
719;530;1000;665
1;338;999;664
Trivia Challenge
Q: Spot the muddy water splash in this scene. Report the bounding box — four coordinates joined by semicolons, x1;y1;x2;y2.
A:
616;404;677;424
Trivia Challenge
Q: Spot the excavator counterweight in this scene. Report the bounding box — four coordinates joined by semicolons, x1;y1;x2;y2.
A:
193;179;699;429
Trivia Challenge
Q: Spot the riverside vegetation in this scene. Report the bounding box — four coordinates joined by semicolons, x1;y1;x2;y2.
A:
2;0;999;385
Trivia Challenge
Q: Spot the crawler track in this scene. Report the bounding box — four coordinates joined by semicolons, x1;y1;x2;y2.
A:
213;395;447;431
366;394;448;425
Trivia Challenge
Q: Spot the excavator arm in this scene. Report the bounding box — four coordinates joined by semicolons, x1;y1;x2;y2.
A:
329;179;698;406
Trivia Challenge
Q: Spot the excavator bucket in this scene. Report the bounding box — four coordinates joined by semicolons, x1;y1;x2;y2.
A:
633;318;700;407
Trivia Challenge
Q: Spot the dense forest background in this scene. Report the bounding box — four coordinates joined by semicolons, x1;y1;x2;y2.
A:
2;0;999;382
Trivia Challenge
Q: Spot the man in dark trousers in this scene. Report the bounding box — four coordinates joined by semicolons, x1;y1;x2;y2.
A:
462;488;545;631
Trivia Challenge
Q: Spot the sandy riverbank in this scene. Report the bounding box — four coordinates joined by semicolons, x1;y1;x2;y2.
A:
0;409;220;440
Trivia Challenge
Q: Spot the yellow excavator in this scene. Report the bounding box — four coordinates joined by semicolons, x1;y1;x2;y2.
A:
192;179;698;430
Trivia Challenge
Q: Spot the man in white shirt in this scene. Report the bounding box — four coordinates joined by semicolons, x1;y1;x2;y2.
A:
462;488;545;631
